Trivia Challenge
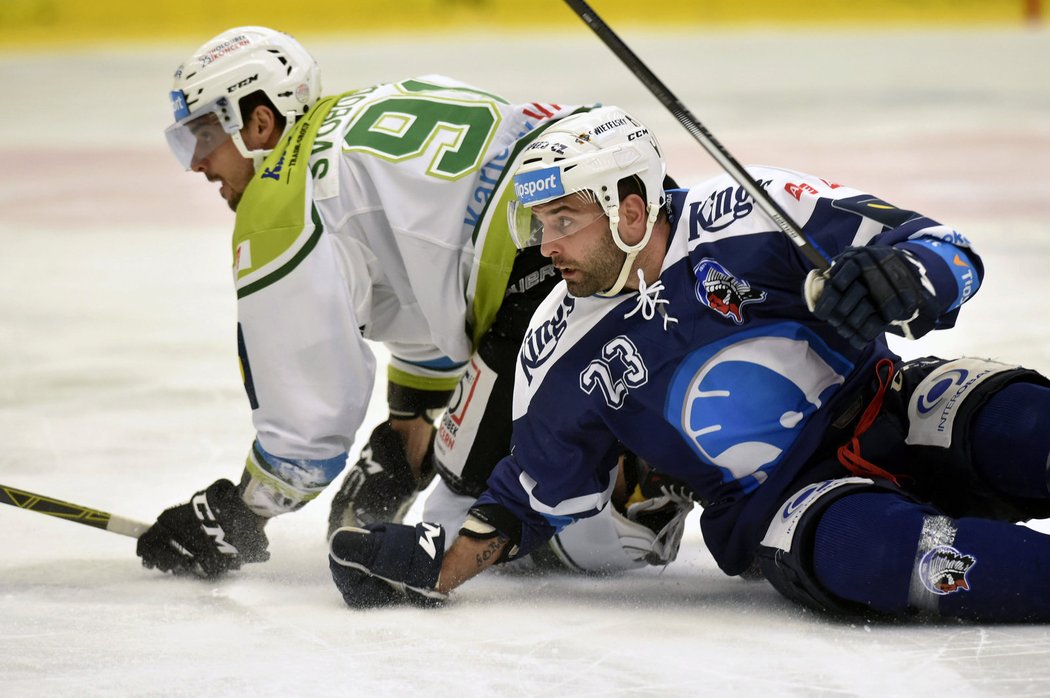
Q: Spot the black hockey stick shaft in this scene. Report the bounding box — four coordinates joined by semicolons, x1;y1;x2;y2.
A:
0;483;149;538
563;0;830;271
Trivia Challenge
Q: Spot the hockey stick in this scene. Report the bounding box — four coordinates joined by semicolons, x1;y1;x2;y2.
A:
0;483;149;538
562;0;830;272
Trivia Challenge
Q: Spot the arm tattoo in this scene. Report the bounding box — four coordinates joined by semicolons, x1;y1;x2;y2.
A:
474;536;508;569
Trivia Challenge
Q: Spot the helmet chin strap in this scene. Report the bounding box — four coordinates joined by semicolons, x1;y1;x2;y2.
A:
596;204;660;297
232;112;300;170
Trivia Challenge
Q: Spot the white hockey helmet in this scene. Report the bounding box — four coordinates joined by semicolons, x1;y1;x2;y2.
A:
165;26;321;170
508;106;666;296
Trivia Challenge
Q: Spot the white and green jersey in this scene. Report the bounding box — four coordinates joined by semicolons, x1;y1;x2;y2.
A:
230;75;587;516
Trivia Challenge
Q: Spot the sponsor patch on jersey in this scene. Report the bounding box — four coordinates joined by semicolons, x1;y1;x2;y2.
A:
690;184;758;234
260;152;285;182
905;238;979;311
919;545;976;595
693;258;766;324
520;296;576;384
234;239;252;273
665;323;852;493
435;354;498;475
784;182;819;200
514;166;565;205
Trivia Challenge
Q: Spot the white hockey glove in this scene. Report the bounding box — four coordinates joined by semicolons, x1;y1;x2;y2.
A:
622;488;694;566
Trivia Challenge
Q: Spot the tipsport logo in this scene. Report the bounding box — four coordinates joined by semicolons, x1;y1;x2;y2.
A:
170;90;189;120
514;167;565;205
664;324;852;493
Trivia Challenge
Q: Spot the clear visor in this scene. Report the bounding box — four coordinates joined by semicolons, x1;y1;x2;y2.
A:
164;109;236;171
507;193;607;249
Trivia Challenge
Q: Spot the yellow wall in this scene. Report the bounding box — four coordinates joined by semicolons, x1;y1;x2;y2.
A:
0;0;1041;48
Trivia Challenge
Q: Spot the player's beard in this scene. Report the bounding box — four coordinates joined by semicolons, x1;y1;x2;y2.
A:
220;157;257;212
558;232;628;297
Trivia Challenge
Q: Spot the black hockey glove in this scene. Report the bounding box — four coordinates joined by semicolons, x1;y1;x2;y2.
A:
805;245;938;348
327;420;433;535
137;479;270;579
329;522;447;608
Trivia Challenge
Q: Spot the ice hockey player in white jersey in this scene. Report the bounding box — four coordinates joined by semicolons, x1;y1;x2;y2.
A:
136;27;692;578
329;106;1050;622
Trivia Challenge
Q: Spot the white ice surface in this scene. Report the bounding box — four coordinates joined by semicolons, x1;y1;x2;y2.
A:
2;27;1050;697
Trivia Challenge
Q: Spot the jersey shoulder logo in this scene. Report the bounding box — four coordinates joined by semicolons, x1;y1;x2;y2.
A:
693;258;765;324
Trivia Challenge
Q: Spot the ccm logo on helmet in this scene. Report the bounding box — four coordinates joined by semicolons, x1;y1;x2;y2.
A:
514;167;565;205
227;74;259;93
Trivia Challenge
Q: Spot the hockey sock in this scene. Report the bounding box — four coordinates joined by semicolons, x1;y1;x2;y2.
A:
812;492;1050;622
970;381;1050;499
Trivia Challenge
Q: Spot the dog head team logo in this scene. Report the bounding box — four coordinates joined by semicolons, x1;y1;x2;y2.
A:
693;258;765;324
920;545;976;595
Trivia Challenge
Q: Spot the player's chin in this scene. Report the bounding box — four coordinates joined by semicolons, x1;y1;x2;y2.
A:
225;190;243;212
564;275;601;298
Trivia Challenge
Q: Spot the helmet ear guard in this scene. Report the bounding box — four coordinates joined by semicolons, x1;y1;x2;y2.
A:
508;106;667;296
165;26;321;170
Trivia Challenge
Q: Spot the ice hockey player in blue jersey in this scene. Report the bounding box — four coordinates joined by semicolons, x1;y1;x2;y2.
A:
136;28;691;582
328;105;1050;622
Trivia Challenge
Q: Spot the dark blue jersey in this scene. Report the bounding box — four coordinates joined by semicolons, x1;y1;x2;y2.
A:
477;166;983;576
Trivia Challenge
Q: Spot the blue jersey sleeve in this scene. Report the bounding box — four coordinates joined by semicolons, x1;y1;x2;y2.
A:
789;182;984;331
478;408;623;558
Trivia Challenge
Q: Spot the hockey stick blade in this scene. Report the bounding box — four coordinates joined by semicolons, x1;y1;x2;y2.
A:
562;0;830;271
0;483;149;538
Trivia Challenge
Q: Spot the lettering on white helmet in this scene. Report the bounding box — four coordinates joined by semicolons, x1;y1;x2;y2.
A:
513;166;565;205
197;35;252;67
170;90;190;120
227;74;260;93
591;117;628;135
